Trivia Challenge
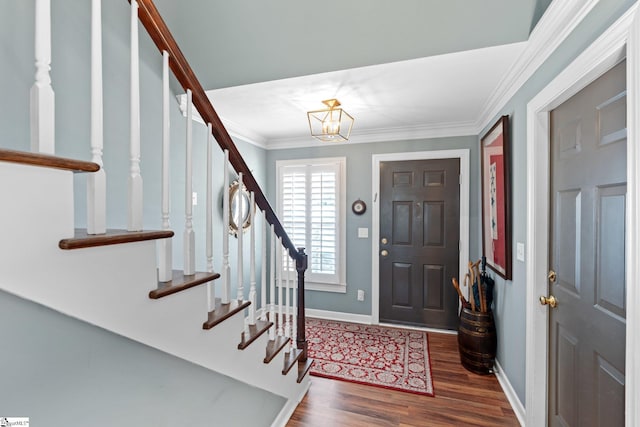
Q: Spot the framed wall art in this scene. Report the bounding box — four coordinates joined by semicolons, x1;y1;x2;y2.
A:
480;115;512;280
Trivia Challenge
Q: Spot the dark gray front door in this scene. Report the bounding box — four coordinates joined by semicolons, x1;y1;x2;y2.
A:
379;158;460;329
548;60;626;426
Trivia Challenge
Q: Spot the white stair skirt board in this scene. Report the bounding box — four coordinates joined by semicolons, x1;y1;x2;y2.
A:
0;162;309;402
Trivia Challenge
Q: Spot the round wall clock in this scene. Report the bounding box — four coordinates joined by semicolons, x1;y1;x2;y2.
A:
352;199;366;215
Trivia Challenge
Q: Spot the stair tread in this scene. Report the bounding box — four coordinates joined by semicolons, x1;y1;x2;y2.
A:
203;299;251;330
59;228;174;250
150;270;220;299
238;319;273;350
0;148;99;173
297;358;314;383
282;348;304;375
264;336;290;364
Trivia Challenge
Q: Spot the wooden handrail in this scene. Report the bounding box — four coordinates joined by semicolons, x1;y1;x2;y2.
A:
131;0;302;264
130;0;309;360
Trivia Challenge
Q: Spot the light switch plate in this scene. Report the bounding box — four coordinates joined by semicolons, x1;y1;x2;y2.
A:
358;227;369;238
516;242;525;262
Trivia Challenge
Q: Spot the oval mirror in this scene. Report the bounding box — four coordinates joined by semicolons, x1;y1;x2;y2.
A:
229;180;252;236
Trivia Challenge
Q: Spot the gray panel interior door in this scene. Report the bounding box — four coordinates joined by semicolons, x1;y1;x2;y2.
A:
548;60;626;427
379;158;460;329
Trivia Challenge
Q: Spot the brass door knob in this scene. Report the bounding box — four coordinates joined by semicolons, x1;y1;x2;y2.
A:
539;295;558;308
380;249;389;257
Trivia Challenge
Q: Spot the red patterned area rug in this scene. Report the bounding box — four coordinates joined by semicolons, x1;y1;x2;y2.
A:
305;318;434;396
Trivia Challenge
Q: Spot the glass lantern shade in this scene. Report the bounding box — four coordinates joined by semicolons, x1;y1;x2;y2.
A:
307;99;354;142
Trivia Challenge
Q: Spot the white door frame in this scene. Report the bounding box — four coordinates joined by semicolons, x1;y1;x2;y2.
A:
525;5;640;426
371;149;470;325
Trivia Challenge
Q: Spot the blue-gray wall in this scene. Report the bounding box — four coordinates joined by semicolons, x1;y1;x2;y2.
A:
0;289;285;426
266;135;480;314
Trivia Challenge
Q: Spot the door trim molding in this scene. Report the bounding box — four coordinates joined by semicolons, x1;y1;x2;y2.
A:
525;4;639;426
371;149;470;325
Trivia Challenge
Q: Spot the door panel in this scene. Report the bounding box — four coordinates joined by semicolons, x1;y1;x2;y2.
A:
549;60;626;427
391;262;412;307
380;158;460;329
423;264;444;310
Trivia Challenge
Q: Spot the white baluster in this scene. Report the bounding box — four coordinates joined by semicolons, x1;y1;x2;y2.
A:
277;237;284;339
128;0;143;231
183;89;195;275
260;211;267;321
30;0;55;154
237;173;244;301
269;224;276;340
158;50;172;282
285;251;291;351
87;0;106;235
248;191;256;324
222;150;230;304
206;123;214;311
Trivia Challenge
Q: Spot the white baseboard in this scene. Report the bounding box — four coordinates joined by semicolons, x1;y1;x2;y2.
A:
305;308;372;324
494;359;525;426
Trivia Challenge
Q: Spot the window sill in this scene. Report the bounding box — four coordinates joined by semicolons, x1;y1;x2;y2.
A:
305;281;346;293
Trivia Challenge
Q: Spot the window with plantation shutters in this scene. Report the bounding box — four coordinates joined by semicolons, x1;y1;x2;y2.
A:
277;157;346;292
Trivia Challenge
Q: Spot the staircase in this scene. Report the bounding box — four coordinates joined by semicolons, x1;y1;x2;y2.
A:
0;0;311;424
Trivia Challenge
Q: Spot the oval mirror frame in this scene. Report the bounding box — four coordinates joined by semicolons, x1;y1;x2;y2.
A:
228;180;252;236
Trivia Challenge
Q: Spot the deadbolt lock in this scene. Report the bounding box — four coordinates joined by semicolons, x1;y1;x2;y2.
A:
548;270;557;283
381;237;388;245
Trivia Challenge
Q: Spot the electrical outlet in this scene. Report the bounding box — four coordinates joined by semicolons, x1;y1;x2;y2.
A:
192;192;198;206
357;289;365;301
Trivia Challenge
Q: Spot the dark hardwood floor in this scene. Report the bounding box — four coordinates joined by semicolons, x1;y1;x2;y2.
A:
287;332;519;427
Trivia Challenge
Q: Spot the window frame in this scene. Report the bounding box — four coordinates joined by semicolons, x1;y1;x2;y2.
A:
276;157;347;293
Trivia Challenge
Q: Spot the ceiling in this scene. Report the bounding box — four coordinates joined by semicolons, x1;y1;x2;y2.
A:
155;0;552;148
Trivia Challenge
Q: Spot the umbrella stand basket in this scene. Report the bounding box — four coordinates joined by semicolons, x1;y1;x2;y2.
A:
458;306;497;375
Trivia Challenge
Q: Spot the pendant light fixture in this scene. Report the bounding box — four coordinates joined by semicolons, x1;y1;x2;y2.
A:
307;98;354;142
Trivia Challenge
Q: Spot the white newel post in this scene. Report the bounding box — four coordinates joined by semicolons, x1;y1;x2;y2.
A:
269;224;276;340
206;123;214;311
31;0;55;154
158;50;172;282
128;0;143;231
222;150;230;304
260;211;267;322
183;89;195;276
237;173;244;301
248;192;257;324
87;0;106;235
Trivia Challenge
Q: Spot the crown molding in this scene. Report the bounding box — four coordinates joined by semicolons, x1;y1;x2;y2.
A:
475;0;601;133
176;94;268;149
265;121;477;150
